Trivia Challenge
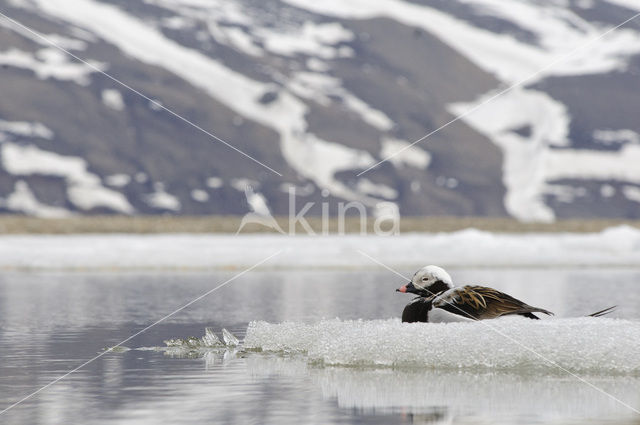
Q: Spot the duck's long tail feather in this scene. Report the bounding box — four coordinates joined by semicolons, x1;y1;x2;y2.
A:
587;305;617;317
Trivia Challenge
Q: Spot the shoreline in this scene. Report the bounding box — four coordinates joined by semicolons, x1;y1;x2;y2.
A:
1;215;639;234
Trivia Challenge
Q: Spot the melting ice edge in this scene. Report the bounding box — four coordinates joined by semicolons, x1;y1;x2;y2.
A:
116;317;640;374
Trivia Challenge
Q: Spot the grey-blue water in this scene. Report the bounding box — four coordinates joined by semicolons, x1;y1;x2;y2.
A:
1;269;639;424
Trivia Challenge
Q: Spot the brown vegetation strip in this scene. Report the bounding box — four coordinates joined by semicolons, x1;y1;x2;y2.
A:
0;215;638;234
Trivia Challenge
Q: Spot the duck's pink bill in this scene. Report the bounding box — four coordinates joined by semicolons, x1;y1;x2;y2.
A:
397;285;407;293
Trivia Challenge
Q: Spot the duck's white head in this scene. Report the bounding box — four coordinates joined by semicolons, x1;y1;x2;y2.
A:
396;265;453;297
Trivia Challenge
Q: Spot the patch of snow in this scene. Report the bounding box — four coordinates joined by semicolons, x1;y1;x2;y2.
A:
149;0;353;59
622;186;640;203
148;99;163;111
242;186;271;216
223;26;263;56
380;138;431;169
0;47;103;85
0;119;53;141
449;89;570;222
207;24;263;57
191;189;209;202
145;0;252;27
206;177;223;189
69;27;99;43
287;72;394;131
1;143;134;213
0;18;88;50
306;58;330;72
455;0;640;76
256;22;354;59
605;0;640;12
337;45;354;57
544;184;587;203
135;172;148;183
68;185;134;213
6;0;31;7
230;178;258;192
356;178;398;200
291;132;376;204
144;182;181;211
593;129;640;146
0;180;71;218
3;143;86;179
545;144;640;184
161;15;195;30
600;184;616;198
101;89;125;111
410;180;420;192
43;34;89;50
105;173;131;187
341;94;393;131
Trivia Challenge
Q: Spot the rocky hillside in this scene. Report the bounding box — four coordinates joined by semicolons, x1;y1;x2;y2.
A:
0;0;639;221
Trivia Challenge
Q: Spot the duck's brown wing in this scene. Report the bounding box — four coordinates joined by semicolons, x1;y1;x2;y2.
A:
433;285;554;320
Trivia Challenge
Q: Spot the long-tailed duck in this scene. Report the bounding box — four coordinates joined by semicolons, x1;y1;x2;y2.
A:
397;265;554;323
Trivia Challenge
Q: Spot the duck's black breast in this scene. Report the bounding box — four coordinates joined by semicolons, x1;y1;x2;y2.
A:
402;297;433;323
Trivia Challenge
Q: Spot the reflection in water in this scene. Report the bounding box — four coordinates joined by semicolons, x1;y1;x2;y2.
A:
141;346;639;425
246;355;640;422
0;269;639;424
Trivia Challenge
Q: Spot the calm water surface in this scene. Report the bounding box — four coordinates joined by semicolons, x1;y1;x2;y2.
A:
1;269;639;424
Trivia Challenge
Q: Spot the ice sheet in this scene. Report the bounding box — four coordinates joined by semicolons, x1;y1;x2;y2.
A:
1;226;639;270
244;317;640;373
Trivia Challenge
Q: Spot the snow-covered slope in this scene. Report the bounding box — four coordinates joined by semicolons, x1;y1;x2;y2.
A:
1;0;639;219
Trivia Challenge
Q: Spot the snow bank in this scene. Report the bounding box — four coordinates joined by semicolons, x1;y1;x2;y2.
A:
244;317;640;373
1;226;639;270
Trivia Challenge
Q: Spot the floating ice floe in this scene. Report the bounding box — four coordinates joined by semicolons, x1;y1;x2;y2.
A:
157;328;240;353
222;328;240;347
244;317;640;374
